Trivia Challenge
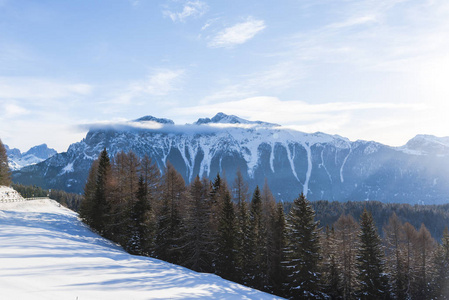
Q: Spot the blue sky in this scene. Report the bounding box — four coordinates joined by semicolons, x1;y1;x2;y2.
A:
1;0;449;152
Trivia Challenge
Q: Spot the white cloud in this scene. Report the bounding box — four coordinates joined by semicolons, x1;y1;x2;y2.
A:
1;102;30;119
163;1;208;22
208;17;266;48
128;68;185;97
201;62;305;103
172;96;428;146
0;77;92;100
105;68;185;112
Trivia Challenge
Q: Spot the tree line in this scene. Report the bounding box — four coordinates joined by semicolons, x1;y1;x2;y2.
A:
0;139;11;186
76;149;449;299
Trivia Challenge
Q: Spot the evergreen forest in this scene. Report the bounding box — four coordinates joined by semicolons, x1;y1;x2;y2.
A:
79;149;449;299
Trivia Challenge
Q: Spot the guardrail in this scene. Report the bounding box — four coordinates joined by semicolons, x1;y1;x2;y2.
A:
0;197;26;203
0;196;50;203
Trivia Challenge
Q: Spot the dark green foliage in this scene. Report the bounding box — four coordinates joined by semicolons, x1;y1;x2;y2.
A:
0;139;11;186
356;209;389;299
310;200;449;242
284;193;322;299
216;190;238;281
92;149;111;235
184;176;214;272
247;186;267;288
268;202;287;296
127;175;154;255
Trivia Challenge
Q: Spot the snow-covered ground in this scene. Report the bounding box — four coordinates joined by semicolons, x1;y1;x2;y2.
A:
0;198;283;300
0;186;24;202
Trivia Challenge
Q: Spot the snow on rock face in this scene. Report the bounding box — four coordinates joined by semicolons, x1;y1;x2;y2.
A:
12;113;449;204
0;199;283;300
194;112;279;127
6;143;57;170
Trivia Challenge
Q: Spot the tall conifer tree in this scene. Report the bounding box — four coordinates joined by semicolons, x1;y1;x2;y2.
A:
216;190;238;281
185;176;214;272
92;148;111;235
248;185;267;289
356;209;389;299
284;193;321;299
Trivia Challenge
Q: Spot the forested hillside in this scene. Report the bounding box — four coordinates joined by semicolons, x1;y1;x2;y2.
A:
80;149;449;299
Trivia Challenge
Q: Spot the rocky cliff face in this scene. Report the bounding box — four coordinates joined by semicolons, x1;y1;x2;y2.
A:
12;114;449;204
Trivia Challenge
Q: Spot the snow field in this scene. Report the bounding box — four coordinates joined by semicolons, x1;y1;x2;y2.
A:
0;198;283;300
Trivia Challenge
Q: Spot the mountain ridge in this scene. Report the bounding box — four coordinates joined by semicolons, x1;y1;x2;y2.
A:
11;113;449;204
6;143;57;170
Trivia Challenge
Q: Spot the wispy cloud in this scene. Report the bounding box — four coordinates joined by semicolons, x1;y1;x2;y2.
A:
202;62;304;103
106;68;185;110
208;17;266;48
0;77;92;100
171;96;427;146
1;102;30;119
163;0;208;22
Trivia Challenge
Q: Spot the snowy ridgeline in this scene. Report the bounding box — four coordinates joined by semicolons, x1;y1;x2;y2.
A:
0;186;24;202
0;197;283;300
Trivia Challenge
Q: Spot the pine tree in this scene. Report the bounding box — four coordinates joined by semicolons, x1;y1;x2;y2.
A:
234;170;250;284
216;190;238;281
91;149;111;235
284;193;321;299
80;159;99;227
356;209;389;299
269;202;287;297
184;176;214;272
0;139;11;186
127;175;153;255
247;185;266;289
262;179;277;292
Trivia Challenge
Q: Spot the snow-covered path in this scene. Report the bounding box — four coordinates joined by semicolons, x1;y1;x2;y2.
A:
0;199;282;300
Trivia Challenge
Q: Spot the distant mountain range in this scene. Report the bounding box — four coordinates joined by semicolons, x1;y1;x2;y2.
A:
11;113;449;204
6;144;57;170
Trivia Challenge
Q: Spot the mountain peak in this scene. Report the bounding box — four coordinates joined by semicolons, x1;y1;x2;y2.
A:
400;134;449;155
134;115;174;125
194;112;279;127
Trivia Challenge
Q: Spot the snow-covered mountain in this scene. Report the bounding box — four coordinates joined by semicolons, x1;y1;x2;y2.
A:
0;196;281;299
11;113;449;204
6;144;57;170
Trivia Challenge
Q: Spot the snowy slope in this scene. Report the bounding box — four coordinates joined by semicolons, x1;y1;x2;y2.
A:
0;199;283;300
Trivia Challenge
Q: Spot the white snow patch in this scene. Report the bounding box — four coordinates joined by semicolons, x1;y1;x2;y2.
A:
340;144;352;183
59;162;74;175
284;143;300;183
319;149;332;184
301;142;312;197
